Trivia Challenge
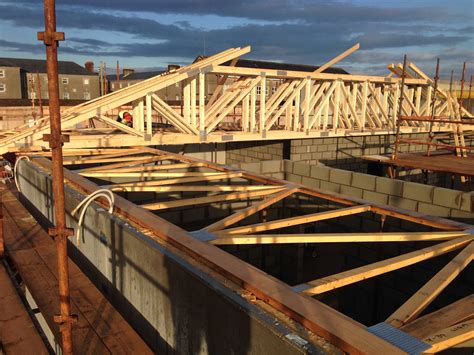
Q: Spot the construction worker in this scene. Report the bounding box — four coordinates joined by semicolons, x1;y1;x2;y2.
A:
117;111;133;127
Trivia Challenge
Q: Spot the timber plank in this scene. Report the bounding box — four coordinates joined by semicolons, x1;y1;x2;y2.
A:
400;295;474;339
0;264;48;355
3;190;152;354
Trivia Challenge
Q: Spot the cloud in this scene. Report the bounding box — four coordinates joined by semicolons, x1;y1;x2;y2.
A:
7;0;465;23
0;1;472;74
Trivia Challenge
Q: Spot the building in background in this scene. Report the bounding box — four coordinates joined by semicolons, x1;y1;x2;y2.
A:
106;58;350;103
0;58;100;101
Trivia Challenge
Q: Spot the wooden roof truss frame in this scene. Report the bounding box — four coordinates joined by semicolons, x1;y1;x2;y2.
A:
3;46;474;153
26;147;474;354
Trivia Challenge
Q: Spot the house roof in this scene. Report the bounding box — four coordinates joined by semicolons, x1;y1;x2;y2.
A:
106;70;165;82
193;55;349;75
0;57;97;76
223;58;349;75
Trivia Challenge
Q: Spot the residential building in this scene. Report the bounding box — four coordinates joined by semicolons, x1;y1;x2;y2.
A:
106;58;349;102
0;58;100;101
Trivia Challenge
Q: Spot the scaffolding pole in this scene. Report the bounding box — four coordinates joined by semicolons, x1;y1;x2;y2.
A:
38;0;76;353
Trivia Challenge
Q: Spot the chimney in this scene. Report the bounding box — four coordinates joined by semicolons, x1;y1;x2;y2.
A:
122;68;135;77
84;61;94;73
168;64;180;72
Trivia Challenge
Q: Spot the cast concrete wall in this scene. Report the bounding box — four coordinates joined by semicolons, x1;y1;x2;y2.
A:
16;160;331;354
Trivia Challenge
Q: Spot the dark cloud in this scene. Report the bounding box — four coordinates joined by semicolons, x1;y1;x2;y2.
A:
0;39;43;54
7;0;463;23
0;1;472;74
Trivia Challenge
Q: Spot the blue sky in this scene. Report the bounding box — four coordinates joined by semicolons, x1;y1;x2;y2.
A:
0;0;472;77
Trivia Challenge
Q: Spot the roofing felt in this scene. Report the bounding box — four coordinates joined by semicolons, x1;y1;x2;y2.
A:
0;57;97;76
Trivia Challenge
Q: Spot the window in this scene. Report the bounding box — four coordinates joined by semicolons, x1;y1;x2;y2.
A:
83;78;89;85
175;95;179;101
84;92;91;100
271;86;278;95
0;69;4;78
72;88;77;93
62;77;69;84
256;86;261;95
0;83;6;93
63;92;69;99
111;83;115;89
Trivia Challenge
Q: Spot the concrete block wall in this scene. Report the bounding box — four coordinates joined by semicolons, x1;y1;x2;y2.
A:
290;133;431;168
156;143;226;164
283;160;474;324
284;160;474;224
224;133;465;185
230;160;285;180
226;141;284;165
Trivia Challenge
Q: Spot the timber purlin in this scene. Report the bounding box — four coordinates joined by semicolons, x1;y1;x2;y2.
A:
23;147;474;354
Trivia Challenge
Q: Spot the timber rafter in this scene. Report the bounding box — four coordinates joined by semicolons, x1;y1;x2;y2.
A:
3;45;473;153
23;147;474;354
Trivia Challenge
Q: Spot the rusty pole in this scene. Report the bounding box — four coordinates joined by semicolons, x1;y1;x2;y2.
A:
0;198;4;258
38;0;76;353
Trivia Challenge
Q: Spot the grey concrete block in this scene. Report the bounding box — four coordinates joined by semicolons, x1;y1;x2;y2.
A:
362;190;389;205
292;162;311;177
352;172;377;191
402;182;434;203
310;166;330;181
417;202;450;217
262;160;282;174
450;209;474;223
329;168;352;186
388;196;418;212
283;160;294;174
433;187;462;209
286;173;302;184
460;192;474;212
319;181;341;193
340;185;363;198
375;177;404;197
301;176;320;189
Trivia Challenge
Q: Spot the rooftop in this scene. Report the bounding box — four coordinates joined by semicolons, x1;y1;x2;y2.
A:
0;57;97;76
106;70;165;82
224;58;350;75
